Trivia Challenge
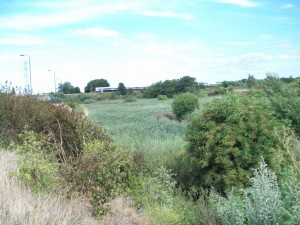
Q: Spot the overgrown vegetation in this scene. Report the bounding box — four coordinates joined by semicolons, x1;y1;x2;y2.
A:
262;74;300;135
181;93;293;193
172;93;199;120
1;74;300;224
0;92;135;216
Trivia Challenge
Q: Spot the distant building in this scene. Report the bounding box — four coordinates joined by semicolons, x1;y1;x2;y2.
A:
95;86;147;93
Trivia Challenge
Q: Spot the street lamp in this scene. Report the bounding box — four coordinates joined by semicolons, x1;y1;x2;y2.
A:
48;69;56;93
20;54;32;93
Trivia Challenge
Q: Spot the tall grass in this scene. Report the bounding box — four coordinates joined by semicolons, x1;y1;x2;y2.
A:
0;149;98;225
82;98;210;169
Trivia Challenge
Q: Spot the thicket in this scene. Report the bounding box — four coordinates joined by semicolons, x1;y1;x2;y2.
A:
0;93;108;159
262;75;300;135
172;93;199;120
0;93;136;216
210;160;300;224
179;93;293;193
143;76;202;98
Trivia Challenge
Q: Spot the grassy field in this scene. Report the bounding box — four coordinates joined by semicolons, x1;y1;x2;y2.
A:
81;98;210;169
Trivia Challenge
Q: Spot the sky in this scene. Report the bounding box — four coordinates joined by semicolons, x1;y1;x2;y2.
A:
0;0;299;93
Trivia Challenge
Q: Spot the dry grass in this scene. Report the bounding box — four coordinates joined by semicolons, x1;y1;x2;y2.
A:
100;197;150;225
0;149;98;225
0;149;150;225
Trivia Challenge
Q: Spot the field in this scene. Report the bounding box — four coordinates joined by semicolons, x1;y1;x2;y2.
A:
81;98;211;169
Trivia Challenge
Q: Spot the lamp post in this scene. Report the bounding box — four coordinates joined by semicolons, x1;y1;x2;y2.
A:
20;54;32;93
48;70;56;93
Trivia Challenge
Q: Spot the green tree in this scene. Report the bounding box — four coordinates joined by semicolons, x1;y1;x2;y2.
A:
144;76;199;98
184;93;292;193
177;76;198;93
73;86;81;93
118;83;127;95
58;82;80;94
84;79;109;93
247;75;257;88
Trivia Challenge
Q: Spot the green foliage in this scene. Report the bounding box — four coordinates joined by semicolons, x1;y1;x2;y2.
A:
144;76;200;98
84;98;186;171
157;95;168;100
172;93;199;120
247;75;257;88
84;79;109;93
134;167;213;225
244;160;283;224
82;99;97;104
262;75;300;135
199;86;233;97
210;160;285;225
118;82;128;95
58;82;80;94
130;90;143;98
12;130;63;193
124;96;137;102
279;166;300;224
185;93;293;193
0;93;110;161
65;140;135;216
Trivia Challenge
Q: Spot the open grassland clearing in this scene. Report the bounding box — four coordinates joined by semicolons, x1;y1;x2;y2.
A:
81;98;211;169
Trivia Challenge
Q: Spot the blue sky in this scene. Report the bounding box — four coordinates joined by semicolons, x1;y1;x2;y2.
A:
0;0;299;93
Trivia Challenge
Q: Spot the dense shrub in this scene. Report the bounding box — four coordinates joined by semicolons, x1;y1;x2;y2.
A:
134;167;210;225
143;76;200;98
65;140;135;216
262;75;300;135
12;130;63;193
184;93;293;193
0;93;139;216
172;93;199;120
210;160;285;225
0;93;110;161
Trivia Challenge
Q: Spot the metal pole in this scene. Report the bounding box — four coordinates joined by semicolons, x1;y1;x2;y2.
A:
48;70;57;93
54;71;56;93
28;56;32;93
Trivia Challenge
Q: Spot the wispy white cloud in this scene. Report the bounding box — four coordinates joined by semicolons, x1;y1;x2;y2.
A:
281;4;294;9
74;27;119;37
0;34;62;46
0;1;192;31
216;0;258;7
137;10;193;20
226;41;254;46
0;2;143;30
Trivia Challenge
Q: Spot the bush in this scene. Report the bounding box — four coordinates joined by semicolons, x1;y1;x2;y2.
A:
65;140;135;216
262;75;300;135
0;94;110;161
157;95;168;100
210;160;285;225
172;93;199;120
12;130;63;193
185;93;293;193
